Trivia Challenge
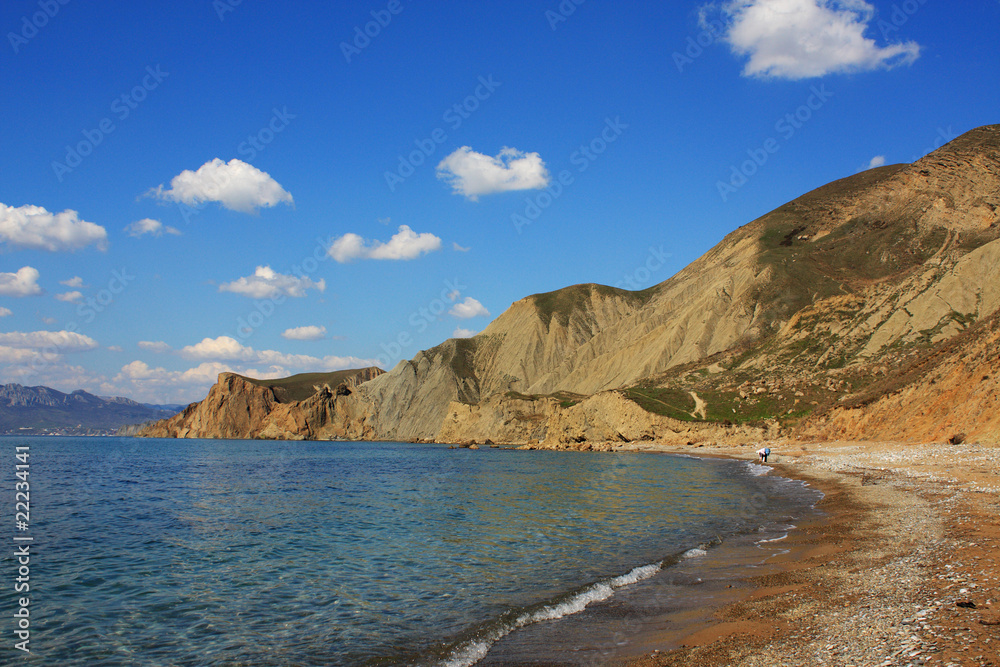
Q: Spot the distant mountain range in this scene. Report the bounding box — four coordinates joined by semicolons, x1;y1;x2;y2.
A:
0;384;183;436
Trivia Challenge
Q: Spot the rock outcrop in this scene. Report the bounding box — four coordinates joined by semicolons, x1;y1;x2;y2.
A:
139;369;383;440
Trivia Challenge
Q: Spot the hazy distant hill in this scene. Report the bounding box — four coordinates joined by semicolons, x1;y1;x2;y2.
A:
0;384;181;435
140;124;1000;445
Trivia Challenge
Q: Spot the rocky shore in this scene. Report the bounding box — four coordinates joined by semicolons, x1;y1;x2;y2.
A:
618;440;1000;667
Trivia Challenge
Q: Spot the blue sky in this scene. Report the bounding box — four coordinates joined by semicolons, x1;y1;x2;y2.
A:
1;0;998;403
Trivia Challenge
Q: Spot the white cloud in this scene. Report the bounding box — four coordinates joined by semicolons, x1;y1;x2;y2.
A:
453;327;477;338
176;335;377;371
708;0;921;79
126;218;181;238
329;225;442;263
0;203;109;252
60;276;85;288
453;242;471;252
282;325;327;341
0;330;99;352
0;267;43;297
864;155;887;170
55;291;83;303
0;307;11;317
107;345;123;352
437;147;551;200
138;340;172;354
148;158;294;213
219;266;325;299
449;297;490;319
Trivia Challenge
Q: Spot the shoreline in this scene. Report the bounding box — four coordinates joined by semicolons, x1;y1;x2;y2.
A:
613;440;1000;667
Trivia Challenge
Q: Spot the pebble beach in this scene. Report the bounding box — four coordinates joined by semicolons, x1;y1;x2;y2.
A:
619;440;1000;667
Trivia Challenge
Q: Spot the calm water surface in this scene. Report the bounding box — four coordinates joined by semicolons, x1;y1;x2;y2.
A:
0;437;819;666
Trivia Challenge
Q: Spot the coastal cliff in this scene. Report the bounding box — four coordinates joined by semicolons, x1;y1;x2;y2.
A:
138;125;1000;445
140;368;383;440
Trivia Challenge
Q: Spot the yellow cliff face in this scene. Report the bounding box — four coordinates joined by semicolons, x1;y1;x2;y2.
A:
139;125;1000;445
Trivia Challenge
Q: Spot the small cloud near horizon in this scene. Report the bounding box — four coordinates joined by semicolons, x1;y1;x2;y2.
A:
449;297;490;319
281;325;327;341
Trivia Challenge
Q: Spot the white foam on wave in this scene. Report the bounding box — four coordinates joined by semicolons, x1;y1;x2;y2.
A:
438;561;663;667
681;547;708;559
745;462;772;477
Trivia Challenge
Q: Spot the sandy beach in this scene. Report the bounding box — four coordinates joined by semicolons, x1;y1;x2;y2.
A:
614;440;1000;667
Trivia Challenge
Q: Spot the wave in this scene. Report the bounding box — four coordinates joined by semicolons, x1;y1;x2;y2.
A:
436;560;669;667
744;461;772;476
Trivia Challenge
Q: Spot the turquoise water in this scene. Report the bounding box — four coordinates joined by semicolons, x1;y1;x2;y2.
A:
1;437;818;666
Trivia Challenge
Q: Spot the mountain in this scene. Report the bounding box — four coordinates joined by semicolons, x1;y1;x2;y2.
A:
139;124;1000;446
0;384;182;436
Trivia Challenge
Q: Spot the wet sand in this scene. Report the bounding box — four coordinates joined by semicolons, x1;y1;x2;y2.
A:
618;440;1000;667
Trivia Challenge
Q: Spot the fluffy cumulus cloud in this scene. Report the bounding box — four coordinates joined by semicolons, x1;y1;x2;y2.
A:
449;297;490;319
219;266;325;299
436;147;550;200
0;203;108;252
126;218;181;238
282;325;327;341
60;276;85;288
452;327;477;338
148;158;294;213
0;307;11;317
55;291;83;303
0;266;43;297
707;0;921;79
329;225;442;263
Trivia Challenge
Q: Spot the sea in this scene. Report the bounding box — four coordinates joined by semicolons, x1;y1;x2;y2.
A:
0;437;822;666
